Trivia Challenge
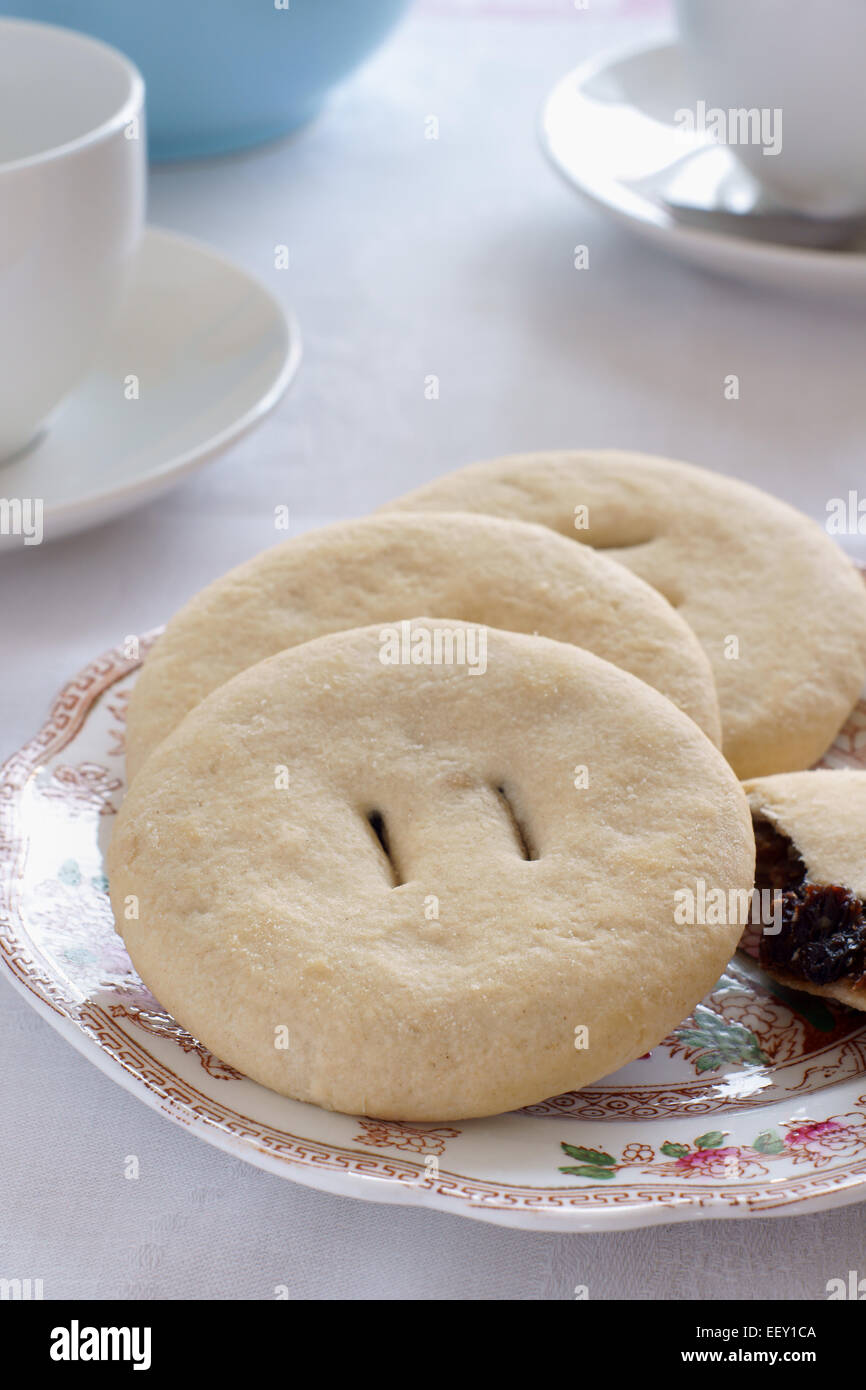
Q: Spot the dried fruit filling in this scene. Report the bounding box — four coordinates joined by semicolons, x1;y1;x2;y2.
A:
753;819;866;987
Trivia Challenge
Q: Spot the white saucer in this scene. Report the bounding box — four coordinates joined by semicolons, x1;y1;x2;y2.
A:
0;226;301;550
541;42;866;297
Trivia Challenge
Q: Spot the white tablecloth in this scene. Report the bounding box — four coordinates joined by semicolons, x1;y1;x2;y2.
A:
3;0;865;1300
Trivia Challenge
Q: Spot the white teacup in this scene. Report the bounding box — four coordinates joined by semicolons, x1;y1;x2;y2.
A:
0;19;145;460
674;0;866;218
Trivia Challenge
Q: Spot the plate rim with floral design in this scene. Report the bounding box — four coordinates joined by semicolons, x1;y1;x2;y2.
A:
2;634;866;1233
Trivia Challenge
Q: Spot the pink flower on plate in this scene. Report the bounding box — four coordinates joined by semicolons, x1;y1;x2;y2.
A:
785;1120;843;1147
670;1143;771;1180
675;1146;739;1170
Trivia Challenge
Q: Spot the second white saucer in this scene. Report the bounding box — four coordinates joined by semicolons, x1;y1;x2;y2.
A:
0;226;301;551
541;42;866;297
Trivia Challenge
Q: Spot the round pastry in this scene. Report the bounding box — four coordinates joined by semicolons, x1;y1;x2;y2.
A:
124;510;721;777
380;450;866;778
744;769;866;1011
109;619;754;1120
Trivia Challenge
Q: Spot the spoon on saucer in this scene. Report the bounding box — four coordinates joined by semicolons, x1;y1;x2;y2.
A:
647;146;866;251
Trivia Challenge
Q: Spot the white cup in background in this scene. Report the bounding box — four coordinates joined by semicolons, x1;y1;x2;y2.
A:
674;0;866;218
0;19;145;461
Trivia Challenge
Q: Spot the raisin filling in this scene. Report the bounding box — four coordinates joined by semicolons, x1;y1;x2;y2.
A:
753;819;866;987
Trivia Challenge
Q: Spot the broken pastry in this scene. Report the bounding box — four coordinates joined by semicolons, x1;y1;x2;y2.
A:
744;770;866;1010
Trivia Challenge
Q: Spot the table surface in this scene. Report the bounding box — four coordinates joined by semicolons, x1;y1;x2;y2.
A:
3;0;865;1301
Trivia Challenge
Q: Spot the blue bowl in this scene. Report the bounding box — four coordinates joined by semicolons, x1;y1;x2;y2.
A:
2;0;412;160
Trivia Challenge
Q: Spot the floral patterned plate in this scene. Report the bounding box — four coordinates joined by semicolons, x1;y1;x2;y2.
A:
2;635;866;1231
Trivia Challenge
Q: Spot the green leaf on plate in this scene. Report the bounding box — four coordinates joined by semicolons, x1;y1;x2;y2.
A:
560;1144;615;1166
695;1130;726;1150
752;1130;785;1154
674;1005;769;1067
660;1141;690;1158
57;859;82;887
